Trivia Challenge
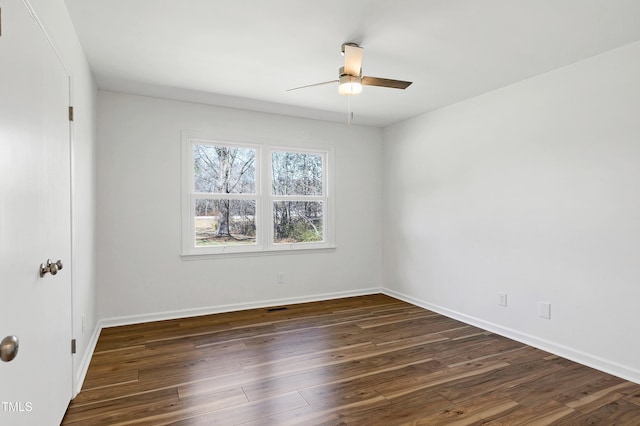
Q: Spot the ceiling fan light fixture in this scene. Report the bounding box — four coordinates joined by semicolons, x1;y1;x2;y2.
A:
338;75;362;95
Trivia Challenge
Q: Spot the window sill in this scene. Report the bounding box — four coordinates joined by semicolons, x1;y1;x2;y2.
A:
180;245;337;260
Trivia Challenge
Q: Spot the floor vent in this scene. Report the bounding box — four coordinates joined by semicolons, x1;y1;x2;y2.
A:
266;307;288;312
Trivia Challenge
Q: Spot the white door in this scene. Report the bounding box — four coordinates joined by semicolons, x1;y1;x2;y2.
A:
0;0;73;424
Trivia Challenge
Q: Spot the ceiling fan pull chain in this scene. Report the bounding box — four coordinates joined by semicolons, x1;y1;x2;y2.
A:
347;95;352;125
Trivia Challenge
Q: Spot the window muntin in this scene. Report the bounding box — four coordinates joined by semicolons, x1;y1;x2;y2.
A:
183;135;332;255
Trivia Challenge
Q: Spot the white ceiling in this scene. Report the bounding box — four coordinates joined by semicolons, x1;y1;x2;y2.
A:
64;0;640;127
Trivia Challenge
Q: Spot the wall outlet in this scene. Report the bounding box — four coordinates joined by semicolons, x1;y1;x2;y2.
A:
277;272;285;284
539;302;551;319
498;293;507;307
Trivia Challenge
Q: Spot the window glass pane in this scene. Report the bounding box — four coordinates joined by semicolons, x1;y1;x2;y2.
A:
273;201;323;243
194;144;256;194
195;199;256;246
272;151;323;196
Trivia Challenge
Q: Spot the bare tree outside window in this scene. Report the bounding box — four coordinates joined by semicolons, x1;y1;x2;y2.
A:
272;151;324;243
193;144;256;245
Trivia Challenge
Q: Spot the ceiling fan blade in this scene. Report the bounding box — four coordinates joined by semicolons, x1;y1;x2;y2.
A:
286;80;338;92
362;76;412;89
343;44;363;76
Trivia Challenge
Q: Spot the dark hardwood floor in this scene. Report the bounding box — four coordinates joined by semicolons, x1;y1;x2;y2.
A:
63;294;640;425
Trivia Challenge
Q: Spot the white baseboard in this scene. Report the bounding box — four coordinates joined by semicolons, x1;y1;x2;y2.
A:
99;287;381;329
382;288;640;385
73;322;102;398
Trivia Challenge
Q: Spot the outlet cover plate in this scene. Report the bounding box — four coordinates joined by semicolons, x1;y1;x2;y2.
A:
539;302;551;319
498;293;507;307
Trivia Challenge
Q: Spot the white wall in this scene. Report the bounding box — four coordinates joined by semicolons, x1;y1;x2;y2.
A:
97;92;383;322
382;41;640;382
28;0;98;393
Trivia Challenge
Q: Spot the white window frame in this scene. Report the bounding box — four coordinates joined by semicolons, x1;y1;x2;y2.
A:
267;146;332;251
181;132;335;257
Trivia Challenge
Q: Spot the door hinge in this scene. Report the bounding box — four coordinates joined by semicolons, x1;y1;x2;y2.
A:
71;339;77;354
69;106;74;121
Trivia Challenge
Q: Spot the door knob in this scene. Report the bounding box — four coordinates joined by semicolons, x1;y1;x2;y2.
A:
1;335;19;362
39;259;63;277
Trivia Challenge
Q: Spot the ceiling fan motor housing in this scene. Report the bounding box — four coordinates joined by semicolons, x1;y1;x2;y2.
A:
338;74;362;95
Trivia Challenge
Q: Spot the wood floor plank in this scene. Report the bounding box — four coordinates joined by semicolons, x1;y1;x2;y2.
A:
554;399;640;425
298;360;443;406
376;360;511;400
397;394;520;425
137;354;243;384
315;388;454;426
114;387;248;426
498;363;617;408
63;294;640;425
435;358;566;405
483;399;576;425
62;388;180;425
298;358;441;402
81;368;139;391
252;393;392;426
625;387;640;407
563;380;638;414
170;391;309;425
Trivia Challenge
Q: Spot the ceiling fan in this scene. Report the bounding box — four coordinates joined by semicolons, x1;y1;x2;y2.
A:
287;43;413;96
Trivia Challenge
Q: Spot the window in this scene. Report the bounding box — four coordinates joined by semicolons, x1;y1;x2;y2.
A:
271;151;324;244
182;133;333;255
192;143;258;248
